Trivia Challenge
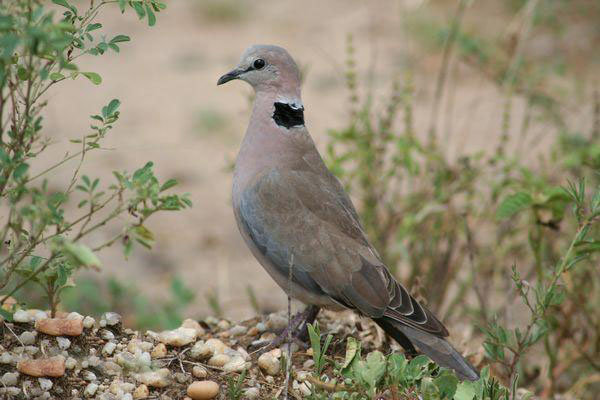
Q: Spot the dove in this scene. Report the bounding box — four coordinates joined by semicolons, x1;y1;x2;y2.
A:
217;44;479;381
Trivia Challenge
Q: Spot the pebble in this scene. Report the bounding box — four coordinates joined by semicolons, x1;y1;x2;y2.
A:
134;368;171;388
28;309;49;322
187;380;219;400
255;322;266;332
103;341;117;356
217;320;230;330
243;387;260;399
181;319;205;336
158;327;197;347
35;318;83;336
83;315;95;329
0;353;13;364
18;355;65;377
266;314;287;331
100;361;123;376
151;343;167;358
39;377;53;391
229;325;247;336
19;331;37;345
13;310;31;323
0;387;21;396
1;372;19;386
192;365;207;379
101;312;122;326
84;383;99;396
247;327;259;336
88;355;101;367
133;384;149;399
67;311;84;320
258;352;281;376
56;337;71;350
100;329;115;340
207;354;230;367
303;359;315;369
65;357;77;369
223;355;248;373
82;370;97;381
174;372;189;384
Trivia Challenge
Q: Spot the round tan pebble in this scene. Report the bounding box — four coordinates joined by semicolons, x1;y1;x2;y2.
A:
151;343;167;358
17;355;65;377
187;380;219;400
133;384;149;399
192;365;208;379
247;327;259;336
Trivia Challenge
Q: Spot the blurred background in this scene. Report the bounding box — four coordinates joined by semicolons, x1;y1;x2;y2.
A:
30;0;598;326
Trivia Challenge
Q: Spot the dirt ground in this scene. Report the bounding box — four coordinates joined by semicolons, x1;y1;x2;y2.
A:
38;0;596;321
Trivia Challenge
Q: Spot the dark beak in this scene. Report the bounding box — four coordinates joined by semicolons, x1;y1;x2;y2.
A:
217;69;244;85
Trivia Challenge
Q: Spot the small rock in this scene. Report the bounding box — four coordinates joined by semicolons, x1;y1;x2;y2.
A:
247;327;259;336
14;309;32;323
28;309;49;322
223;355;247;373
19;330;37;345
103;341;117;356
243;387;260;399
101;312;122;326
88;355;101;367
151;343;167;358
181;319;206;336
0;387;21;396
56;337;71;350
207;354;230;367
82;370;97;381
83;315;95;329
266;314;287;331
187;380;219;400
84;383;99;397
174;372;189;384
217;320;230;330
100;329;115;340
258;352;280;376
158;327;196;347
65;357;77;369
192;365;207;379
135;368;171;388
17;355;65;377
100;361;123;376
303;359;315;369
256;322;266;332
229;325;247;336
1;372;19;386
35;318;83;336
39;378;53;391
133;384;149;399
66;311;84;321
0;353;13;364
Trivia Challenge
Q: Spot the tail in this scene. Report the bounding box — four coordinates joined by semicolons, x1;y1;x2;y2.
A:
375;318;480;381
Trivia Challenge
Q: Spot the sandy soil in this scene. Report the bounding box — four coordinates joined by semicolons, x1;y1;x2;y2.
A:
37;0;596;321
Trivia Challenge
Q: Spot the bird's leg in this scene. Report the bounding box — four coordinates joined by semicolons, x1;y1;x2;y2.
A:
252;306;320;355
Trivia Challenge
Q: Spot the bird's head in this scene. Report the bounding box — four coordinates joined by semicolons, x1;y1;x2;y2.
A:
217;45;301;96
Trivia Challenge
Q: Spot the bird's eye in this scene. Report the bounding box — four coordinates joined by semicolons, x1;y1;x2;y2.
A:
253;59;266;70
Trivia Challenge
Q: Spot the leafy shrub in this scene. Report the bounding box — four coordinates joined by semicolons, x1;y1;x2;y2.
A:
0;0;190;318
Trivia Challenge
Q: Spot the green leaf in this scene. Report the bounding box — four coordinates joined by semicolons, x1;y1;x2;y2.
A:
49;72;65;81
106;99;121;116
110;35;131;44
496;192;533;220
159;178;178;192
145;3;156;26
0;308;13;322
455;380;477;400
81;71;102;85
118;0;126;12
342;336;359;369
62;242;101;268
86;23;102;32
13;163;29;179
434;372;459;398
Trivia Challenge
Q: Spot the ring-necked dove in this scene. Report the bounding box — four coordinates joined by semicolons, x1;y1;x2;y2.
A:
218;45;479;381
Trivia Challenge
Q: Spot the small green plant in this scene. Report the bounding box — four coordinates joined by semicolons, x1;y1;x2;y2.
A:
307;321;334;377
0;0;190;318
225;368;247;400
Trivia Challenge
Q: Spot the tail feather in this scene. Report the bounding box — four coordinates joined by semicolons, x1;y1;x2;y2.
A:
375;318;479;381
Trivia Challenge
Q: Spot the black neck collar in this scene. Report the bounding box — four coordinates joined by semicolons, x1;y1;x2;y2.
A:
272;102;304;129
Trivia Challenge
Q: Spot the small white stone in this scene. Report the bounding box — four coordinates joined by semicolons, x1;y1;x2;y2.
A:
223;355;248;373
100;330;115;341
229;325;247;336
30;310;48;322
258;352;280;376
13;310;31;323
39;378;53;391
134;368;171;388
87;356;100;367
266;313;287;331
67;311;84;320
65;357;77;369
256;322;266;332
84;383;99;396
19;331;36;345
83;371;97;381
102;312;121;326
83;316;95;329
0;353;13;364
102;341;116;356
157;327;196;347
208;354;230;368
243;387;260;399
303;359;315;369
57;337;71;350
217;320;230;330
121;394;133;400
1;372;19;386
0;387;21;396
